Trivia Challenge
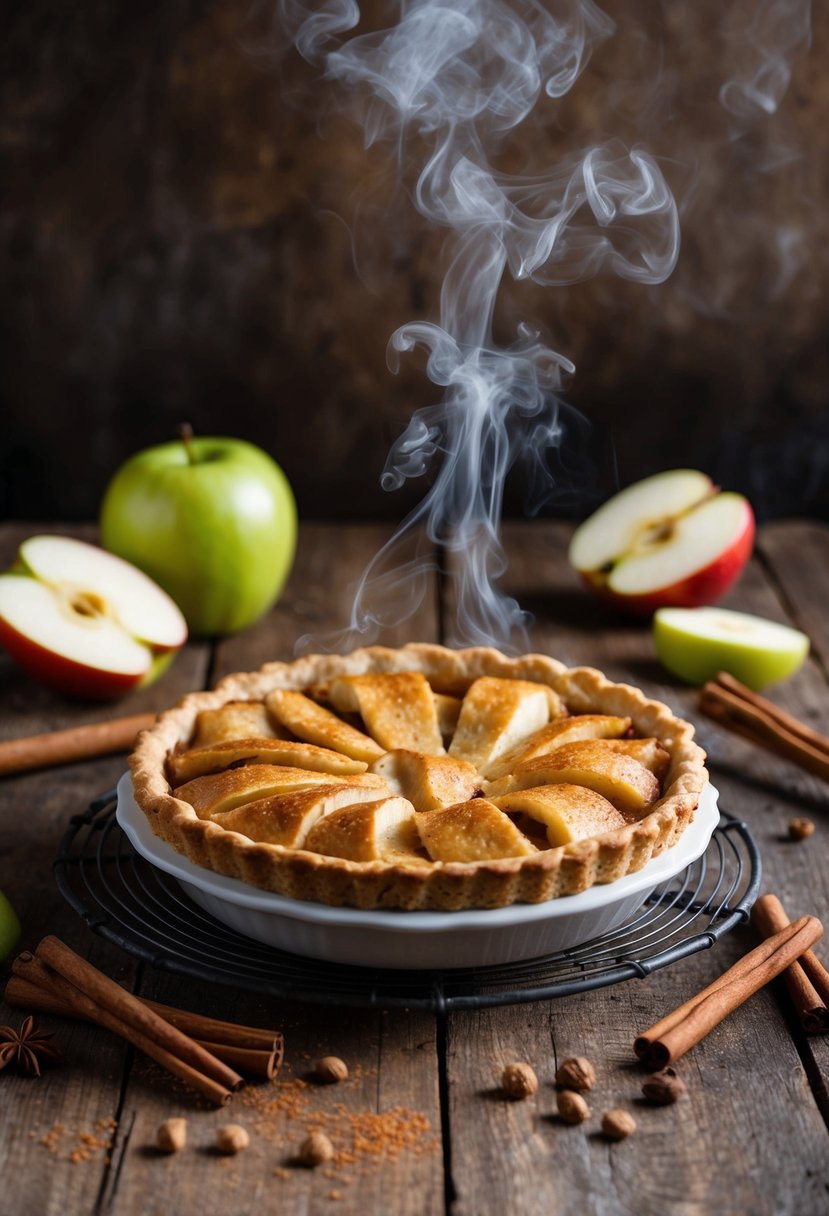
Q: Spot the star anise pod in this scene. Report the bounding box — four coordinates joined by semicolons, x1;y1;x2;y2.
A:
0;1016;63;1077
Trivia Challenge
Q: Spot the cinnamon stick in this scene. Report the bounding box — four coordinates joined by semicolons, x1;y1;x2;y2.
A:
634;915;823;1068
3;976;283;1080
752;894;829;1032
0;713;156;777
34;936;243;1093
700;675;829;784
12;953;234;1106
716;672;829;754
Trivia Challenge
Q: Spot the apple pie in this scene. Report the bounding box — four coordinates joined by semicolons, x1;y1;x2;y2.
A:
130;644;707;910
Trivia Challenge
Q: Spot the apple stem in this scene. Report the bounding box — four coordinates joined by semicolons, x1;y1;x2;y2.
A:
178;422;197;466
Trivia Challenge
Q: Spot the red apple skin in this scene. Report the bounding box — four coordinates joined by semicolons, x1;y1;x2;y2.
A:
0;616;146;700
580;501;756;618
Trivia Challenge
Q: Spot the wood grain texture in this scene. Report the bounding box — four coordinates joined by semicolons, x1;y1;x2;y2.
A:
444;520;829;1216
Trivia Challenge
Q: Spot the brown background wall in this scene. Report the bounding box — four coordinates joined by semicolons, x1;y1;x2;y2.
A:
1;0;828;524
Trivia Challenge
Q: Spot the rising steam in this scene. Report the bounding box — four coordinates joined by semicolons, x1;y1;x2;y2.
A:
278;0;808;652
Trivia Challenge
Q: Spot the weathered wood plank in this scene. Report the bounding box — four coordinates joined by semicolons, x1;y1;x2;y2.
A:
756;520;829;674
444;520;829;1216
103;522;444;1215
0;522;213;1216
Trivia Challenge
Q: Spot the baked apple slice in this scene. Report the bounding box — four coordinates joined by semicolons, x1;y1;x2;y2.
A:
326;673;444;754
597;737;670;778
176;764;387;819
417;799;538;863
214;784;389;847
485;742;660;814
265;690;384;763
434;693;462;739
482;714;632;780
370;750;479;811
192;701;289;747
449;677;558;771
168;738;369;785
303;796;422;862
492;784;627;846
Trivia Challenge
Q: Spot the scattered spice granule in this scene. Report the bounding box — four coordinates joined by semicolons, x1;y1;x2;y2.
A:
328;1190;343;1202
39;1124;64;1155
39;1119;117;1164
237;1065;438;1175
273;1167;292;1180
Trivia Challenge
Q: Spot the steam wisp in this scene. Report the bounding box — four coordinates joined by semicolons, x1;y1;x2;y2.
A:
278;0;810;652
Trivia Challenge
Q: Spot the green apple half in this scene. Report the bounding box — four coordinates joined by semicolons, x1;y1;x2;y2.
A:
0;536;187;699
653;606;810;690
0;887;21;961
101;435;297;637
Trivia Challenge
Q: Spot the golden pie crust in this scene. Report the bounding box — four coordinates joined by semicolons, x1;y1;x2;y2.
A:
130;644;707;911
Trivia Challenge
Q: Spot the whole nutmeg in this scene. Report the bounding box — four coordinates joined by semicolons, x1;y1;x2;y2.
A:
156;1117;187;1153
556;1090;590;1125
299;1130;335;1167
216;1124;250;1155
315;1056;349;1084
789;817;815;841
642;1067;687;1105
601;1109;636;1140
554;1056;596;1093
501;1062;539;1099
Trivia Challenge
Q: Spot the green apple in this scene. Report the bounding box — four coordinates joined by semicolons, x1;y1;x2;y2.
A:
0;887;21;961
653;606;810;690
100;430;297;636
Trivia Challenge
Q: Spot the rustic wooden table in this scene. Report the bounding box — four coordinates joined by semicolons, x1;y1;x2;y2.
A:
1;519;828;1216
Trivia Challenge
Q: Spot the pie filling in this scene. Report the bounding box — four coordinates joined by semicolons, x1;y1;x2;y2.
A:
130;646;707;910
164;672;670;864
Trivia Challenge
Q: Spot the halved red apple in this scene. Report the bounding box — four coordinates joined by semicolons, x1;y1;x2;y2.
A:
0;535;187;699
568;470;755;617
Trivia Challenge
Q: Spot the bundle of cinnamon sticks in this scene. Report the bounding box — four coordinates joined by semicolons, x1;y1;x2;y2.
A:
635;894;829;1068
5;937;283;1105
700;672;829;784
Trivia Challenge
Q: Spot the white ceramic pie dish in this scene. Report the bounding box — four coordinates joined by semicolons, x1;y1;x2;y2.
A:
116;773;720;969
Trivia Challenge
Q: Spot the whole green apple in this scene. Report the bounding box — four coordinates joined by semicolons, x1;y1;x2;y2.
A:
0;886;21;961
100;430;297;636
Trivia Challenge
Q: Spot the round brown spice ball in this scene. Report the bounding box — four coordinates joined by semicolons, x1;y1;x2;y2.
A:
557;1090;590;1124
299;1131;335;1167
642;1068;686;1105
555;1056;596;1092
315;1056;349;1084
501;1062;539;1099
601;1109;636;1140
156;1118;187;1153
216;1124;249;1155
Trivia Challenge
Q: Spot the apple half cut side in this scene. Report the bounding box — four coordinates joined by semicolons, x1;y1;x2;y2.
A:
653;606;810;690
0;536;187;699
568;469;755;617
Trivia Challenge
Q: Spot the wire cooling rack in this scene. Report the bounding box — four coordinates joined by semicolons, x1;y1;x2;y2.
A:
54;790;761;1013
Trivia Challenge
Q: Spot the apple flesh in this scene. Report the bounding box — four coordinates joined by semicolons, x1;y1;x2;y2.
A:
568;469;755;616
0;536;187;699
100;434;297;637
653;606;809;689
